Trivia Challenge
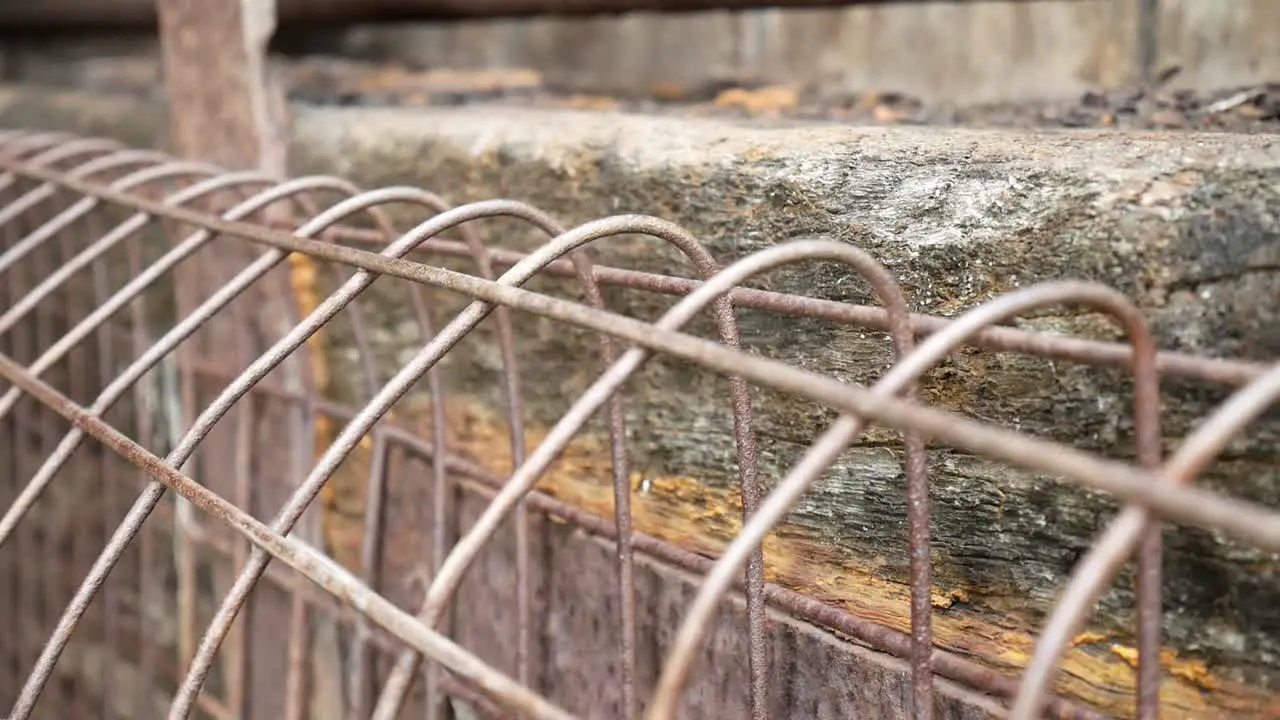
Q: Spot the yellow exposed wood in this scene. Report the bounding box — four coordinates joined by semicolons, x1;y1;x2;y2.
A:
284;252;338;549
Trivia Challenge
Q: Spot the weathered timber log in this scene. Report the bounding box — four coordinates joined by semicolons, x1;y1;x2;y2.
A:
0;85;1276;718
0;0;1094;30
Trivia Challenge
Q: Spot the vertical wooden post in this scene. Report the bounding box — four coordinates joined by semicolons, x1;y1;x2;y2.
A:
154;1;336;718
157;0;284;174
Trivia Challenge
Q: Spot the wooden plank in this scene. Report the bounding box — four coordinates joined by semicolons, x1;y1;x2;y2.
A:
1157;0;1280;91
0;0;1136;29
343;1;1142;104
157;0;283;172
153;4;338;719
286;106;1279;719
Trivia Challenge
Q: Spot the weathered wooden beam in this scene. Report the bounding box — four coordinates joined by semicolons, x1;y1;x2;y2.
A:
153;2;337;718
156;0;284;172
282;104;1280;720
0;0;1095;30
0;86;1275;718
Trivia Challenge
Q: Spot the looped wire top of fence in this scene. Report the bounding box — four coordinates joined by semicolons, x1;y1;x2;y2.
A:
0;127;1275;720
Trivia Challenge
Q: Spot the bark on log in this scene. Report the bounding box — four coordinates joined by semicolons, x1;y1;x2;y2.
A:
0;85;1276;718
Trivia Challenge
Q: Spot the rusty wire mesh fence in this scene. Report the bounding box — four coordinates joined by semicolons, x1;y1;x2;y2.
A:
0;128;1276;720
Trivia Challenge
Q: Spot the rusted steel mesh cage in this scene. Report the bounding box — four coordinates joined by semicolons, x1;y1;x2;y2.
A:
0;128;1277;720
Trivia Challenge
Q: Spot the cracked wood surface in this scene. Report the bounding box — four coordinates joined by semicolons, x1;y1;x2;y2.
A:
0;85;1276;718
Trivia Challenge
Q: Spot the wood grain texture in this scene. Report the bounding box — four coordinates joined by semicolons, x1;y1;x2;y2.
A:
290;105;1279;718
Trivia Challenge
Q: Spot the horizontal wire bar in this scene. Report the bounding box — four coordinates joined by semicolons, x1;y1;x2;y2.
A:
311;221;1266;387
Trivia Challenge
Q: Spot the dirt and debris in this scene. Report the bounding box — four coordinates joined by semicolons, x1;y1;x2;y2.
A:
13;52;1280;133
